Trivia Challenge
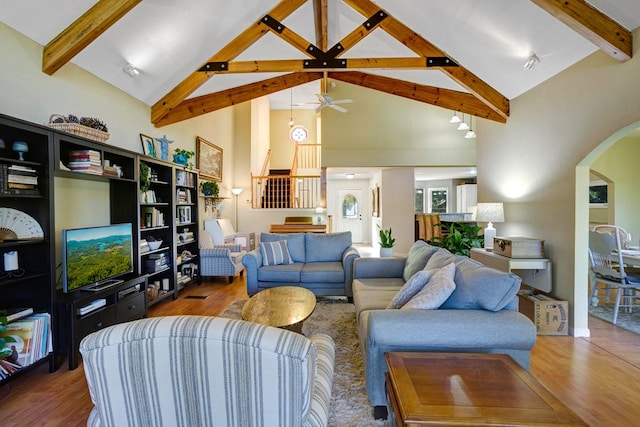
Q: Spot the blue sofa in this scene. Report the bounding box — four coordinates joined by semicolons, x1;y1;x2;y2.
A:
352;240;537;415
242;231;360;297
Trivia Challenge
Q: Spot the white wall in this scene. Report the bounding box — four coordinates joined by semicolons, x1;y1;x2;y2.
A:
381;168;415;253
480;28;640;336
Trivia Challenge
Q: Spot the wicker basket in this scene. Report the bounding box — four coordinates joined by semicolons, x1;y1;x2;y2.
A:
47;114;110;143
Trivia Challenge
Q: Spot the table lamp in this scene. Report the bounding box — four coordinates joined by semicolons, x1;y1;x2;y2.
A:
475;202;504;250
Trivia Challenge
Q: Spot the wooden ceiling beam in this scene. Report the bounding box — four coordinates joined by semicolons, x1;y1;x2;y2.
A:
217;57;428;73
329;71;507;123
531;0;632;62
151;0;306;125
331;10;387;57
155;72;323;128
313;0;328;51
344;0;509;121
42;0;141;75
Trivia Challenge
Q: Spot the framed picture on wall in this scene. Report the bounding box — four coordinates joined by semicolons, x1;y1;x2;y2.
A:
196;136;223;182
140;134;156;157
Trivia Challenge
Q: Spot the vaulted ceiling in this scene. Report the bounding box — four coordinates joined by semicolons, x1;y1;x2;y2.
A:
2;0;639;128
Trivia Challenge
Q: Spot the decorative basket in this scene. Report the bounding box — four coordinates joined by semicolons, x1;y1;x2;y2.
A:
46;114;110;143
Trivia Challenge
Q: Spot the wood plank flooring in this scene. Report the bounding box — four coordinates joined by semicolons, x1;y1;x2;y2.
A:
1;275;639;427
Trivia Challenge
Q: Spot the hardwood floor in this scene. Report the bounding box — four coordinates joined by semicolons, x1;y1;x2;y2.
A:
1;276;639;427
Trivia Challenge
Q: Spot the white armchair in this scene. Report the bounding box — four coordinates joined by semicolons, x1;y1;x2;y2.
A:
80;316;336;427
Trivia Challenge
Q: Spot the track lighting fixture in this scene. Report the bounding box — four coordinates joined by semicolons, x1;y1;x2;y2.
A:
123;63;139;77
523;53;540;70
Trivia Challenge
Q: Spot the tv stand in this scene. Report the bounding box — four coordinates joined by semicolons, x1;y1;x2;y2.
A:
83;278;124;292
56;275;148;369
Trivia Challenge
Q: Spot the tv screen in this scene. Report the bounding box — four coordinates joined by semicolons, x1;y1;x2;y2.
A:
62;223;134;293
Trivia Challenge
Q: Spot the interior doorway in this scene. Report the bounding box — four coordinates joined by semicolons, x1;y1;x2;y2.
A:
336;189;365;243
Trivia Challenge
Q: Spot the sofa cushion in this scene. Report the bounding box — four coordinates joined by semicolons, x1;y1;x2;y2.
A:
403;240;440;282
305;232;352;262
425;249;521;311
260;240;293;266
301;262;345;283
402;262;456;310
386;270;433;309
257;263;304;282
260;233;306;263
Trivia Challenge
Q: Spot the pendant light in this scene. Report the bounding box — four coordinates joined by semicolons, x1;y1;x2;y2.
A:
457;113;469;131
449;111;461;123
465;115;477;139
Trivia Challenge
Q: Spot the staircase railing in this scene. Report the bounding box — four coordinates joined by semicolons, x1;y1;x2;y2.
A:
250;174;322;209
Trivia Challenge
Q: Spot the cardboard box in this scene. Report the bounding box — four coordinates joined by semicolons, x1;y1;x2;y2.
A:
494;237;544;258
518;292;568;335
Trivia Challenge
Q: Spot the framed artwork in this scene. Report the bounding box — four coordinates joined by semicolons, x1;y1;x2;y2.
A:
196;136;223;181
140;134;156;157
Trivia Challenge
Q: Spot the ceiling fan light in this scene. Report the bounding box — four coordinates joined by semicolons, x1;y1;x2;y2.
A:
457;122;469;131
465;130;477;139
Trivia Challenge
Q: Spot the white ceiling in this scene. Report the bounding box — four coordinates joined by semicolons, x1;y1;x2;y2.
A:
1;0;639;111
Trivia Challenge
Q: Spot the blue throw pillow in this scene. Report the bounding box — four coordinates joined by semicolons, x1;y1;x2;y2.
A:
260;240;294;266
403;240;439;282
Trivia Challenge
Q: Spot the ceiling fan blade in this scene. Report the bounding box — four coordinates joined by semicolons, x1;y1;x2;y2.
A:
315;104;325;113
331;99;353;104
328;104;348;113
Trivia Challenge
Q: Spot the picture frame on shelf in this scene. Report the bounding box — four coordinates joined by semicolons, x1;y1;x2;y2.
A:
196;136;223;182
140;134;156;158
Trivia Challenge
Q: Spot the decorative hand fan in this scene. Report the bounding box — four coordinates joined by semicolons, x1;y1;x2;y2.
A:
0;208;44;241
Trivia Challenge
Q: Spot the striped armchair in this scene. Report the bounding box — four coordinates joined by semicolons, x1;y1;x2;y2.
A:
199;225;245;283
80;316;336;427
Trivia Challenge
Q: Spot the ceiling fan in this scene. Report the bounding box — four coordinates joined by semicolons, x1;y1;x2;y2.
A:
297;93;353;113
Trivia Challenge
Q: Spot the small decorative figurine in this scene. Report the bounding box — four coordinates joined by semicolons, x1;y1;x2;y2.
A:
155;134;173;161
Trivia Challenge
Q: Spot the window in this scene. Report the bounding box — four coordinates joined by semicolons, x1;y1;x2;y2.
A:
342;194;358;218
428;188;448;213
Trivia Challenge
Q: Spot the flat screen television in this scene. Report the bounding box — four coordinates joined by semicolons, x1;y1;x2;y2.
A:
62;223;134;293
589;180;608;207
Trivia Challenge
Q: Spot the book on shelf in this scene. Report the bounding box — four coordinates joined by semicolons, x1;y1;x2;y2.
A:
0;164;40;195
1;308;34;323
0;313;52;378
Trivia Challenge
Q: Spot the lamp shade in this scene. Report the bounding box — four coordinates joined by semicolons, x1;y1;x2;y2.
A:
475;203;504;223
231;187;243;195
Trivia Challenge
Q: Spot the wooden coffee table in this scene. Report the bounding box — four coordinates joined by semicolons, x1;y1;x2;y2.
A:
385;352;587;427
241;286;316;333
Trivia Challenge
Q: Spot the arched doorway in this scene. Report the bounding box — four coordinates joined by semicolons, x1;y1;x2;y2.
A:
574;120;640;336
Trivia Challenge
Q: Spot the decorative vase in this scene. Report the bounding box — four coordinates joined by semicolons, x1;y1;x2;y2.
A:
380;247;394;257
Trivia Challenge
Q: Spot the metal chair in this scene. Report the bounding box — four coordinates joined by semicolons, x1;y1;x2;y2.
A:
588;228;640;324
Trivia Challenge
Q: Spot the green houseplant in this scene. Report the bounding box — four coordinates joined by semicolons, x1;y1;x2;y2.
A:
173;148;195;169
429;222;484;257
378;226;396;257
199;180;219;197
139;162;151;203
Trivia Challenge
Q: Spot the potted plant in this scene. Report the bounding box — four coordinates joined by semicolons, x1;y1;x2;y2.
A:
199;180;219;197
429;222;484;257
173;148;195;169
378;226;396;257
139;162;151;202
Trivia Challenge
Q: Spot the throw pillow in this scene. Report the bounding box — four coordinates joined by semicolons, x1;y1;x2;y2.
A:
403;240;440;282
402;262;456;310
260;233;306;262
386;270;433;309
260;240;294;266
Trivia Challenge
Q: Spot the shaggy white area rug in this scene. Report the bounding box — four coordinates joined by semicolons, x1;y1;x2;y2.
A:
219;298;388;427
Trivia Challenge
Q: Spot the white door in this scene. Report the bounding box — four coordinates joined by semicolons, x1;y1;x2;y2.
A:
336;189;364;243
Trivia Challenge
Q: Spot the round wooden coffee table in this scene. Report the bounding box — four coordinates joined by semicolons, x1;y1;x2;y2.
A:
241;286;316;333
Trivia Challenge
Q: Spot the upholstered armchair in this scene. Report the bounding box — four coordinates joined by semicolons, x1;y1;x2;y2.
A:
199;222;245;283
80;316;336;427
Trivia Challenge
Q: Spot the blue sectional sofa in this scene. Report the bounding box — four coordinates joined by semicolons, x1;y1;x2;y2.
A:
242;231;360;298
352;240;537;416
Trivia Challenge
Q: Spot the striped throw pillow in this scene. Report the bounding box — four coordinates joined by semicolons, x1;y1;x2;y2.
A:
260;240;294;266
